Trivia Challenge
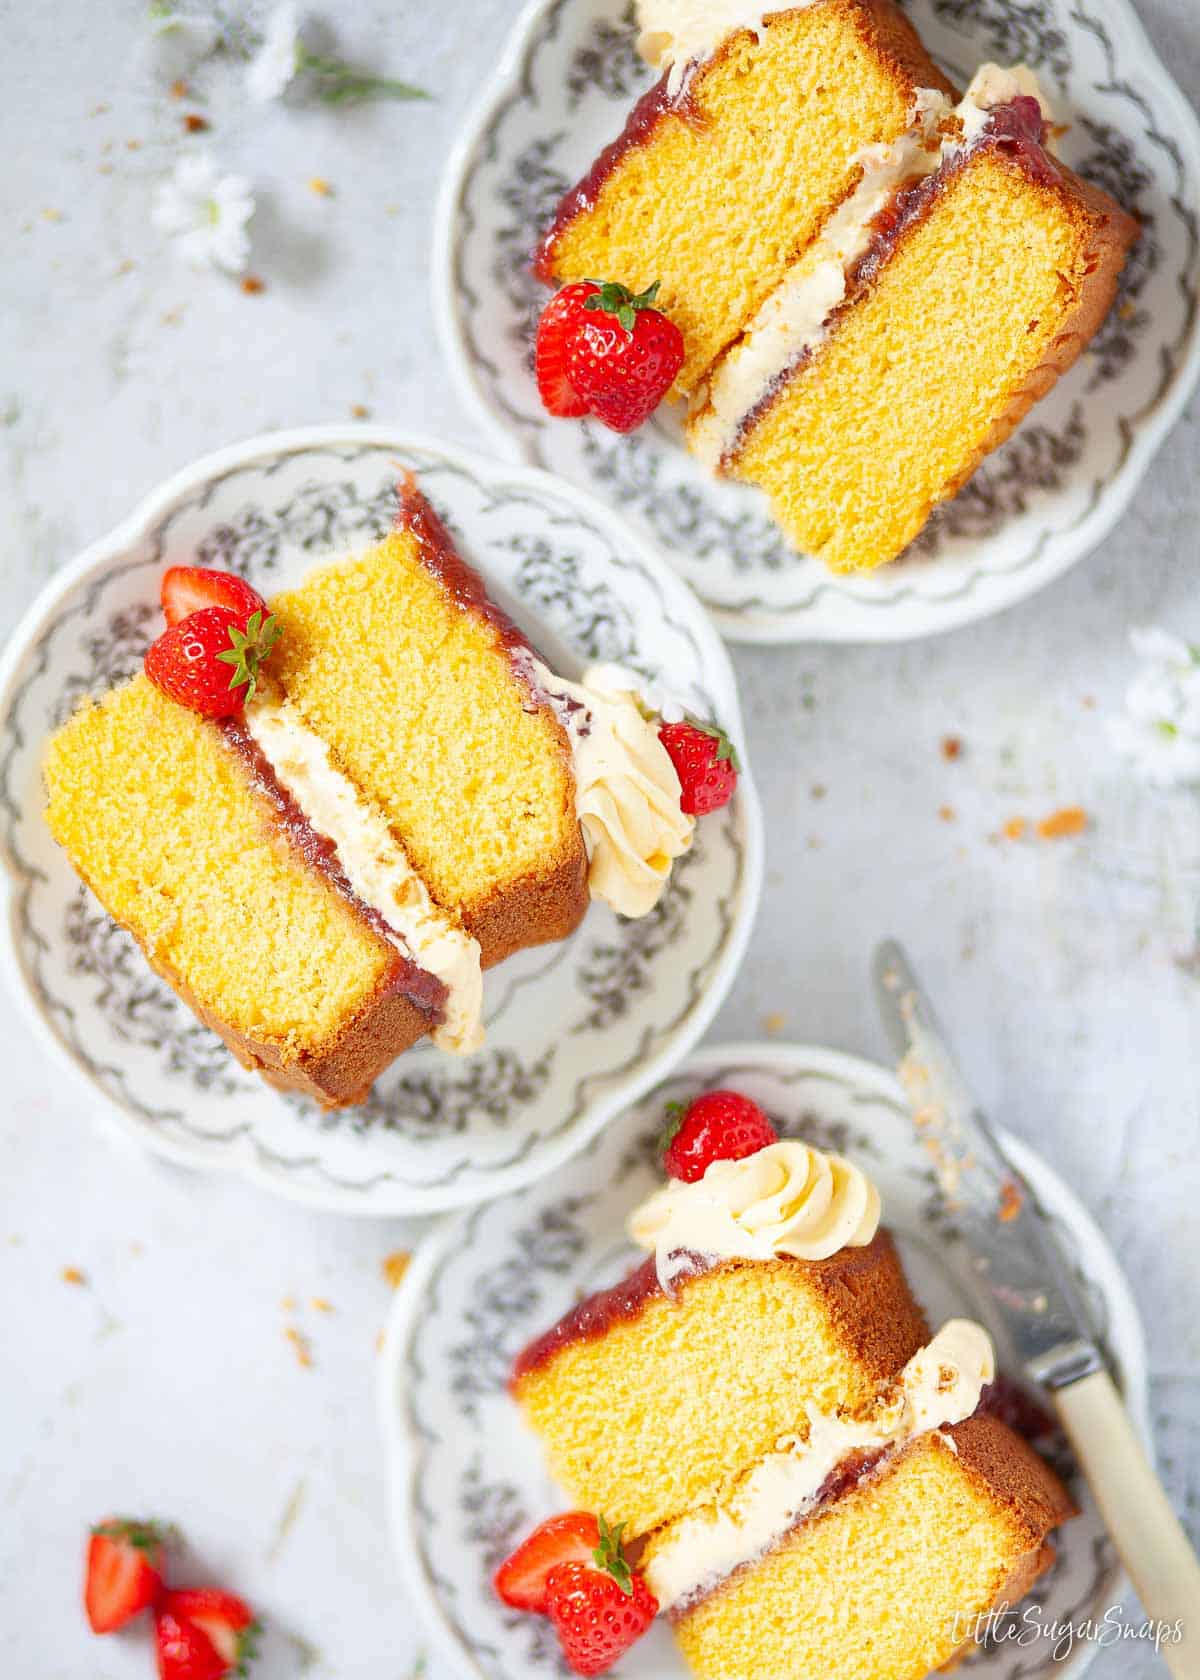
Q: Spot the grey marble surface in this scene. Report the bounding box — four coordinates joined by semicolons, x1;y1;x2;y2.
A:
0;2;1196;1675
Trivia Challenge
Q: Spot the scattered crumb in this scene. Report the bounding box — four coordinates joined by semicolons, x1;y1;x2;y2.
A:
1081;695;1096;710
350;402;371;419
998;1177;1024;1223
310;1296;334;1314
126;138;142;151
98;164;114;175
161;307;186;326
1001;816;1027;841
170;78;188;99
61;1266;87;1286
308;176;333;196
810;783;826;800
90;101;111;116
184;113;209;133
375;1329;386;1354
285;1326;313;1369
382;1250;411;1289
115;258;135;276
280;1293;297;1311
1118;300;1137;321
763;1011;786;1036
1036;805;1088;840
41;207;64;222
940;735;963;761
938;805;955;822
241;275;266;295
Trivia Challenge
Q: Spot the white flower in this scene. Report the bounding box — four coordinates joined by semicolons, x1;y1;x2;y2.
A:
247;2;301;101
152;154;255;274
145;10;220;80
1108;625;1200;788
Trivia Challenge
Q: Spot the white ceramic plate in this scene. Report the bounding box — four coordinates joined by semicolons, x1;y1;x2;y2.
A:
434;0;1200;643
381;1041;1150;1680
0;428;762;1216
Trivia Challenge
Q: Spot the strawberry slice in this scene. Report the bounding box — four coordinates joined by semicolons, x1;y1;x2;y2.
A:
535;283;593;418
494;1511;603;1614
84;1517;168;1632
161;567;268;629
157;1590;259;1679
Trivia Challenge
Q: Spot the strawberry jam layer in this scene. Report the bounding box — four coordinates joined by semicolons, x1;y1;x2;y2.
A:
220;714;448;1023
533;75;701;282
511;1251;711;1385
977;1373;1057;1443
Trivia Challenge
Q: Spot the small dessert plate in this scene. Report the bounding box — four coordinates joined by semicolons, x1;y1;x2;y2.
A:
381;1041;1149;1680
0;428;761;1216
434;0;1200;643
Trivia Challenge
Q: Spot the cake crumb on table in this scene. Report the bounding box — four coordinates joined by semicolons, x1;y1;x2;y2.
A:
1001;817;1027;841
941;735;963;760
285;1326;313;1368
183;113;209;133
763;1011;787;1035
998;1177;1024;1223
350;402;371;419
60;1265;86;1285
241;275;266;295
309;176;334;196
938;805;955;822
311;1296;334;1314
1036;806;1088;840
382;1250;411;1289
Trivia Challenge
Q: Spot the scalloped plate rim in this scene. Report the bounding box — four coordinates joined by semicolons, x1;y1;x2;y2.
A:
379;1039;1150;1680
431;0;1200;645
0;424;764;1216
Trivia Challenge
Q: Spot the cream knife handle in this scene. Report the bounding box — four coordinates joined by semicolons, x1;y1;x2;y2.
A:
1055;1370;1200;1678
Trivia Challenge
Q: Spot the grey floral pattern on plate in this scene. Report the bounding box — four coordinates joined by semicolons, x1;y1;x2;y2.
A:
435;0;1200;641
382;1043;1149;1680
0;431;761;1214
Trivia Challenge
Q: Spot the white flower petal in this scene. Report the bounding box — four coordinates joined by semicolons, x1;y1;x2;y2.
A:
1129;626;1196;670
247;2;301;101
153;154;255;274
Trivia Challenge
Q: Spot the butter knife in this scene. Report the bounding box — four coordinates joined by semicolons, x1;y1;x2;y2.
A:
873;939;1200;1678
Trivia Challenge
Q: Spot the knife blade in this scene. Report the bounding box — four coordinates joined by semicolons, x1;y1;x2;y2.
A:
871;937;1101;1391
872;939;1200;1676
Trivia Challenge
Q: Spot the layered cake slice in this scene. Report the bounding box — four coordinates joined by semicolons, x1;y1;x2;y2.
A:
536;0;956;393
512;1126;927;1540
498;1089;1075;1678
688;66;1140;570
44;478;718;1105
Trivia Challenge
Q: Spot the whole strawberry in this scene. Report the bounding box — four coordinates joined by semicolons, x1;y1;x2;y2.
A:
544;1517;658;1677
658;718;739;816
663;1090;777;1182
535;279;683;433
145;606;281;718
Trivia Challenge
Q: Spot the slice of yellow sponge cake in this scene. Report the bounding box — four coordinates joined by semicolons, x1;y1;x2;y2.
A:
536;0;957;393
688;70;1140;570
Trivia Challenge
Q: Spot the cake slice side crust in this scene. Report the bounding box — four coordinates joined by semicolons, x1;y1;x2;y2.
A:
512;1230;928;1538
539;0;957;393
671;1413;1075;1680
723;131;1139;571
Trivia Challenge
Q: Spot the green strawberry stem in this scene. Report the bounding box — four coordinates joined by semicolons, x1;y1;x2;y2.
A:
583;279;664;334
687;715;741;773
215;609;282;704
593;1514;633;1597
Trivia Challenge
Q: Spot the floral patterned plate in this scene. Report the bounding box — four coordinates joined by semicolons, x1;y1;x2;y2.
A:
0;428;762;1215
381;1041;1150;1680
433;0;1200;643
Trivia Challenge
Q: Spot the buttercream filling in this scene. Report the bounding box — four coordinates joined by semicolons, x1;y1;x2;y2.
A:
243;690;485;1054
689;64;1054;469
523;658;695;919
644;1318;996;1612
629;1138;881;1292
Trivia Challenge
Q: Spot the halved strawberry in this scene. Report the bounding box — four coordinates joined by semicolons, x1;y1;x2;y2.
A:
161;567;267;629
84;1517;168;1633
494;1511;603;1614
158;1590;259;1678
535;283;593;418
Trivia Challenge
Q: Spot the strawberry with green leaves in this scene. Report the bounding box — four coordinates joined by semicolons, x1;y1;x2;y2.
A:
495;1512;657;1676
84;1517;169;1632
663;1090;777;1182
145;606;281;718
535;279;684;433
658;718;740;815
155;1589;260;1680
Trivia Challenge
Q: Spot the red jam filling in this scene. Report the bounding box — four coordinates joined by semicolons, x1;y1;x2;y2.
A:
977;1373;1057;1442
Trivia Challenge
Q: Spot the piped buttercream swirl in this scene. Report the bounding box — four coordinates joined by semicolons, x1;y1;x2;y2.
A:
628;1138;881;1284
528;660;695;919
